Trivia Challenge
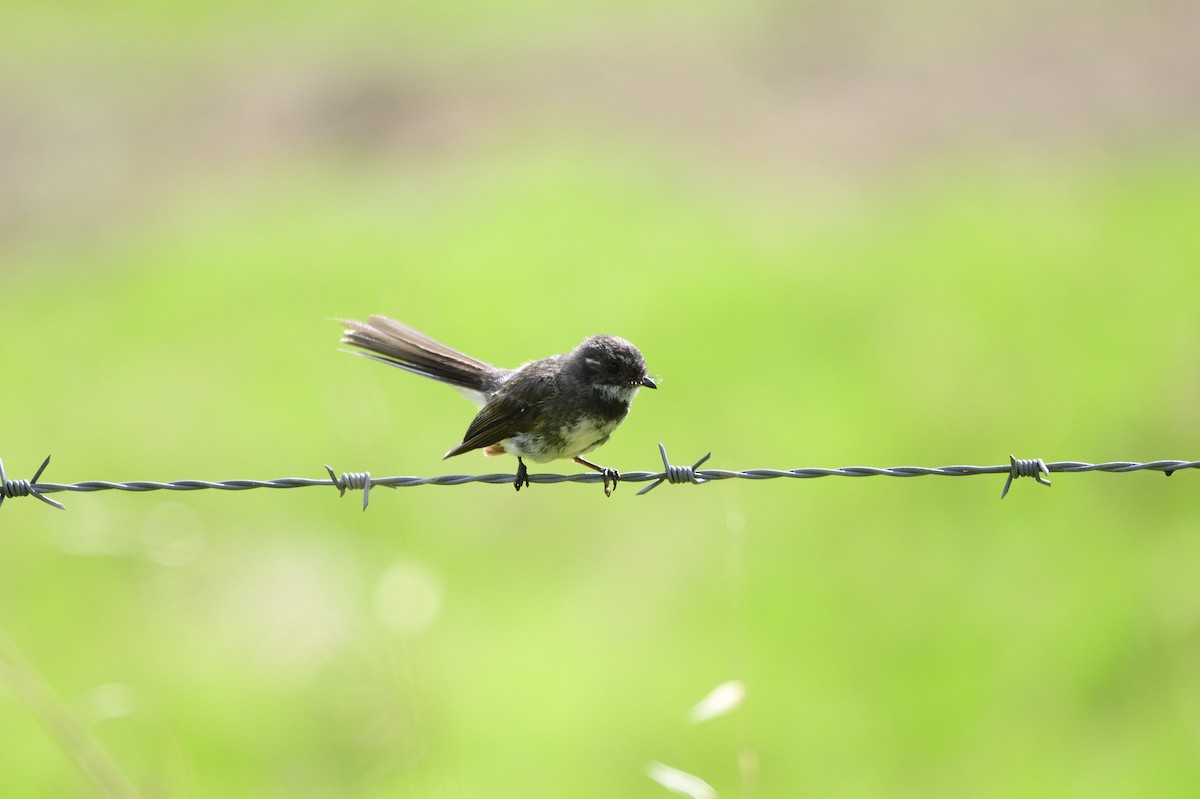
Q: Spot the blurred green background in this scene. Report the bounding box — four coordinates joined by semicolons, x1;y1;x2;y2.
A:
3;1;1200;797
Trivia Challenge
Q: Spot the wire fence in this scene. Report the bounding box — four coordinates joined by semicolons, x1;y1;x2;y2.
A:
2;446;1197;511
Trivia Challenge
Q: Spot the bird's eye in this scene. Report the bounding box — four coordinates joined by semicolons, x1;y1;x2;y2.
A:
605;362;620;376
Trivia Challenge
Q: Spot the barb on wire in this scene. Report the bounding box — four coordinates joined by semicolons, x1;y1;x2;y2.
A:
325;465;374;511
0;455;65;510
1;448;1197;512
1001;455;1051;499
637;443;711;495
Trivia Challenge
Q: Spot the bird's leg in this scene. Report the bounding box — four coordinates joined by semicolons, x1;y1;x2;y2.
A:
514;457;530;492
574;456;619;497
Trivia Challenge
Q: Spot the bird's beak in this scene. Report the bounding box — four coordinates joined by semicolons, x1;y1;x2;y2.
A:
640;376;657;389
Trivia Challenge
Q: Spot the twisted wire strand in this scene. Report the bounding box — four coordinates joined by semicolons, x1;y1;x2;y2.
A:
2;448;1197;511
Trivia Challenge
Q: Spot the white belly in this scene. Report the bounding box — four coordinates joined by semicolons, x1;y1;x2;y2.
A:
558;416;620;455
502;415;622;463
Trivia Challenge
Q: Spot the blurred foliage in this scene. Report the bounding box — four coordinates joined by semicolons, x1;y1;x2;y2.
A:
3;2;1200;797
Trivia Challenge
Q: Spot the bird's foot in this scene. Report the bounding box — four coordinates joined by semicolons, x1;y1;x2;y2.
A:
514;457;531;492
600;468;620;497
574;456;620;497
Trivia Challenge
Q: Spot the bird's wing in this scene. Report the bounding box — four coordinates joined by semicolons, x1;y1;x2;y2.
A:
443;369;556;459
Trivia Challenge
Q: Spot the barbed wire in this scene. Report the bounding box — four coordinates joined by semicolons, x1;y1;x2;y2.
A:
1;446;1196;511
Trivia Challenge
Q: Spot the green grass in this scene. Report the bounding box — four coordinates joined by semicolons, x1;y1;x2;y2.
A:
3;37;1200;799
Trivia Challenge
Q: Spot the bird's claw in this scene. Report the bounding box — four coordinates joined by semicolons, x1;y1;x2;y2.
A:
601;468;620;497
572;456;620;497
514;458;531;492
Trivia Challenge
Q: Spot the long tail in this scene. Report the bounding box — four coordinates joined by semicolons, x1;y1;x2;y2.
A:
340;316;498;394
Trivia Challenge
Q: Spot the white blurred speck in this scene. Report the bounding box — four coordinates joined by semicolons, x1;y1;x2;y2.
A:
724;509;745;534
77;682;138;725
373;561;443;636
646;761;717;799
141;502;205;566
687;680;746;724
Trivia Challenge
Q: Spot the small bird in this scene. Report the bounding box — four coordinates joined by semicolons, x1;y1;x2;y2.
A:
340;316;656;495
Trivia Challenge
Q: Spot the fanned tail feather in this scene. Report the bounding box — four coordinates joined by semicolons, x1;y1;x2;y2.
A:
340;316;496;393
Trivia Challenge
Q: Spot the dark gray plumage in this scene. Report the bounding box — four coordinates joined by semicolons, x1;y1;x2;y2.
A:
340;316;655;495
